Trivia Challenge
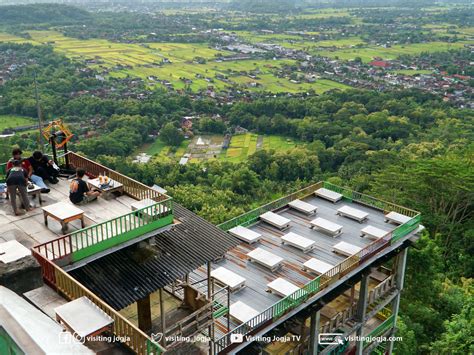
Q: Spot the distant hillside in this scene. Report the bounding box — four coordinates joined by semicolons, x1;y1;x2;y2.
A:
0;4;92;25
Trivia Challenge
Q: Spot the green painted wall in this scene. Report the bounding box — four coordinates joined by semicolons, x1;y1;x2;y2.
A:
0;327;25;355
71;214;174;262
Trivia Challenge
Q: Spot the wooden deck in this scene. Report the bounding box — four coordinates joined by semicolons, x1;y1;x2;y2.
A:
0;176;140;249
193;196;395;311
187;195;396;338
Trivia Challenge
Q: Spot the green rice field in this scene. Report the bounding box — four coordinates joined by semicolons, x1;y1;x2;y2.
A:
317;41;470;62
0;115;35;131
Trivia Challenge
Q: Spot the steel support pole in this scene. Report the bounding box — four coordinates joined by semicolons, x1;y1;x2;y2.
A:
388;248;408;354
207;261;214;355
309;310;320;355
227;285;231;332
355;273;370;355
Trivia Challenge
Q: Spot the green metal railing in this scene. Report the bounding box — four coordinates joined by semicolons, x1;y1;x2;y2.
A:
34;198;173;264
218;182;323;231
391;214;421;244
363;314;396;348
215;182;420;353
70;198;173;262
0;163;6;183
323;182;419;217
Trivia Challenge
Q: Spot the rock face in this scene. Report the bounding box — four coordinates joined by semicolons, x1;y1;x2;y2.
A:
0;255;42;295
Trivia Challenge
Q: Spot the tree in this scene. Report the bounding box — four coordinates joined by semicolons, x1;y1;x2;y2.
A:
160;123;184;147
370;154;474;275
430;288;474;355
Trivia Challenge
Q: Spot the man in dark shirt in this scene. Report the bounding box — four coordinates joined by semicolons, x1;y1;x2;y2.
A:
7;148;49;193
6;160;33;215
28;151;59;184
69;168;100;205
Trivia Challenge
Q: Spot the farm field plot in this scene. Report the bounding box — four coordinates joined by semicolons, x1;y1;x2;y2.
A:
220;133;258;163
317;41;471;62
140;133;304;164
138;138;191;161
0;30;345;93
234;31;303;44
233;74;350;94
0;115;35;131
392;69;433;76
0;33;36;44
220;133;303;163
234;31;364;50
262;135;302;151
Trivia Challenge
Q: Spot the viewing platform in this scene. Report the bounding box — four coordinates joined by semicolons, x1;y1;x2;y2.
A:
1;152;174;268
8;151;238;355
1;152;176;355
1;153;421;355
204;181;421;353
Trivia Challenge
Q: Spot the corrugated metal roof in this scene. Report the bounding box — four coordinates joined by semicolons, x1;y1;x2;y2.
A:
69;203;239;310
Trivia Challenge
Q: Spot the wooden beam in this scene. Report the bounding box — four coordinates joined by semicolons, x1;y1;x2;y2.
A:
159;288;166;346
137;294;152;334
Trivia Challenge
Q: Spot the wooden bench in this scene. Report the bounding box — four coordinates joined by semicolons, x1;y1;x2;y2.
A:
267;278;300;297
288;199;317;215
211;267;246;292
384;211;411;225
260;211;291;230
333;241;362;257
228;226;262;244
303;258;334;275
360;225;389;240
281;232;316;253
315;188;343;203
54;296;114;342
310;217;342;237
336;205;369;223
229;301;259;324
247;247;284;271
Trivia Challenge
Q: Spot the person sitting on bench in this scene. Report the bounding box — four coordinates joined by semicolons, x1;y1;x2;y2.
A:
69;168;101;205
28;151;59;185
6;160;34;216
7;148;50;193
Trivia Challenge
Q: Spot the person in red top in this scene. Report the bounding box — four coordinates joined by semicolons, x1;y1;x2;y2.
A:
7;148;50;193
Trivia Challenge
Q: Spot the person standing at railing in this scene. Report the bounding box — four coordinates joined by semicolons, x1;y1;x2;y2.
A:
7;148;50;193
69;168;101;205
6;160;34;216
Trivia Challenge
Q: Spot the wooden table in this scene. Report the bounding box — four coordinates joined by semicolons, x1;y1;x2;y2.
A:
27;183;43;205
87;177;124;200
5;183;42;206
42;202;85;234
55;296;114;342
